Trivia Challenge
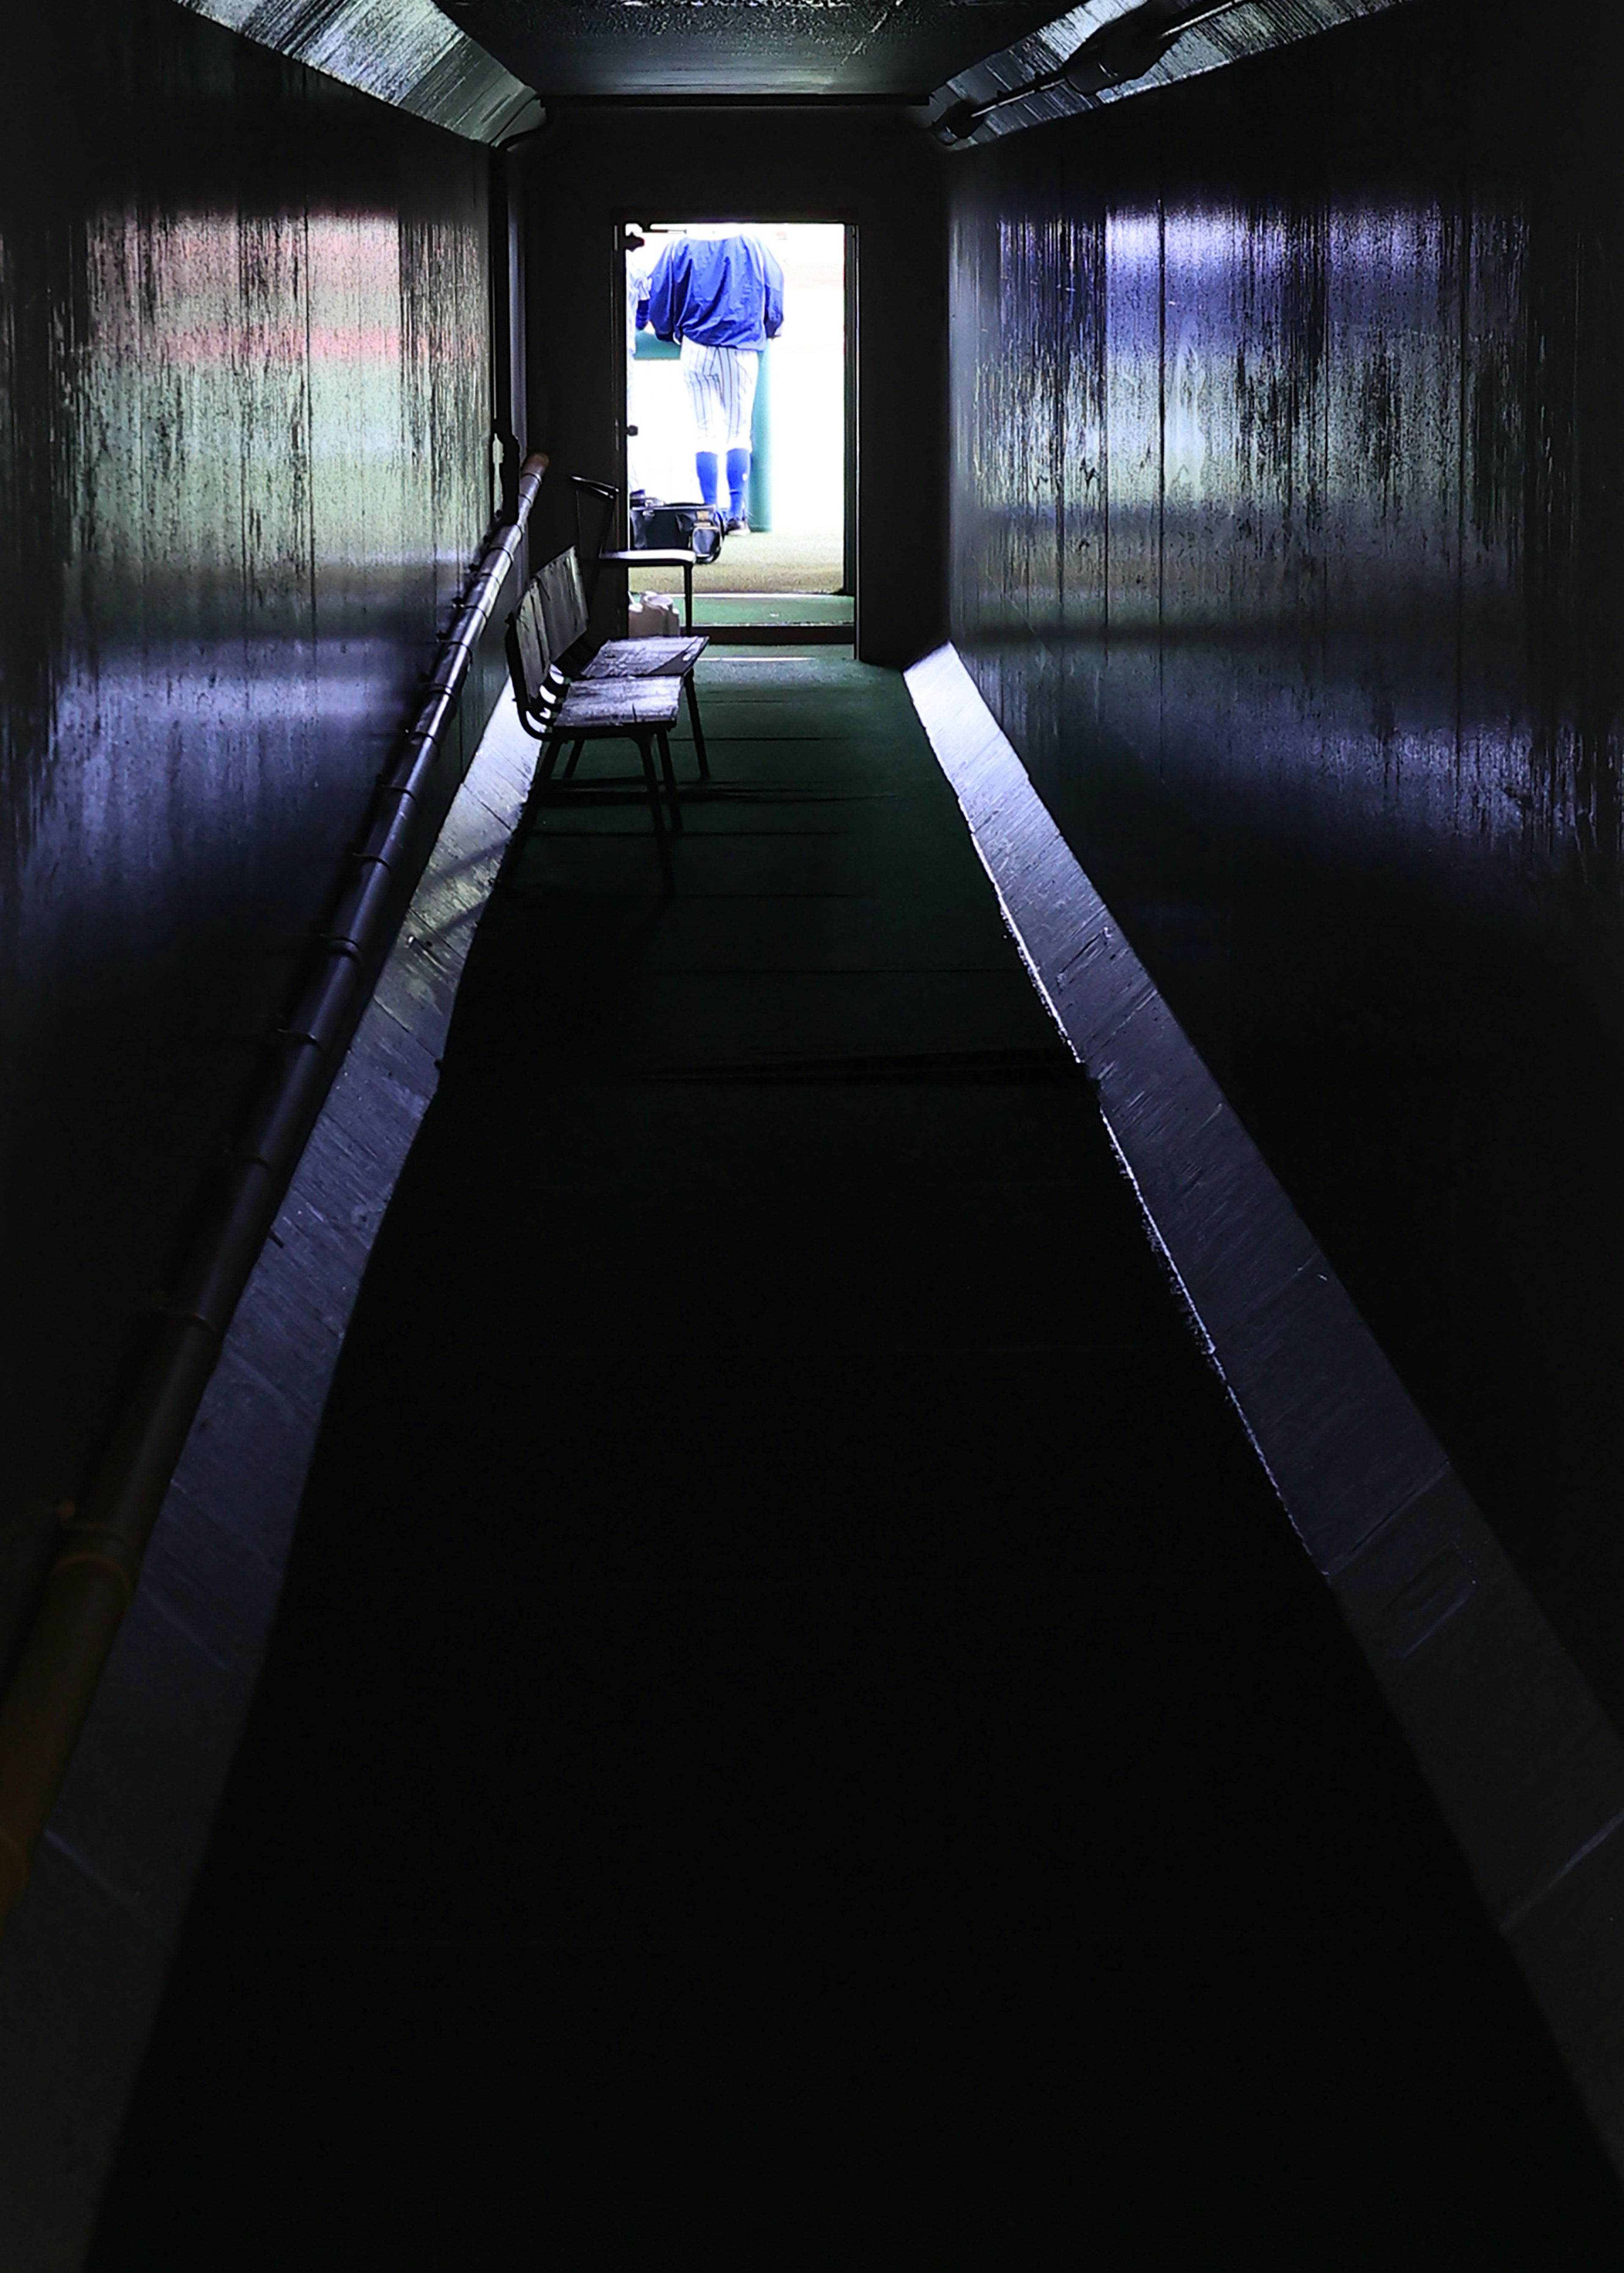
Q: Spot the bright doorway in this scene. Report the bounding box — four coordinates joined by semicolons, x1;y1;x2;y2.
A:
620;220;853;637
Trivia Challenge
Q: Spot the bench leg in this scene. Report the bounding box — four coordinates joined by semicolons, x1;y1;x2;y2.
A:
562;738;585;779
656;729;683;831
538;733;564;788
636;732;674;892
682;561;693;631
684;673;711;781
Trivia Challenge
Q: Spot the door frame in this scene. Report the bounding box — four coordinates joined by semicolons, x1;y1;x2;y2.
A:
612;212;859;646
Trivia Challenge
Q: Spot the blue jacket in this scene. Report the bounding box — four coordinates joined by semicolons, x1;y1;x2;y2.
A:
641;236;785;352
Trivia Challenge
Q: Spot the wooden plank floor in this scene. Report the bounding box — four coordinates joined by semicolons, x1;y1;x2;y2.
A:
91;657;1624;2267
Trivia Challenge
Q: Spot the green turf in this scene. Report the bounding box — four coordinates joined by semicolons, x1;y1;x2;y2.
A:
688;591;854;626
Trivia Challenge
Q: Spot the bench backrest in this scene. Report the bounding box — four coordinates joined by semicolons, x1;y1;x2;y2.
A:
505;550;598;730
505;581;553;725
536;548;592;664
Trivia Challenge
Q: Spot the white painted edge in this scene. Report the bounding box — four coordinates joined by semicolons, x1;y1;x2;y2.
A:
906;639;1624;2174
0;691;539;2273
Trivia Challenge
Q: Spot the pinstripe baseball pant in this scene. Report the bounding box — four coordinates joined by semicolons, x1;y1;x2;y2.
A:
679;340;761;453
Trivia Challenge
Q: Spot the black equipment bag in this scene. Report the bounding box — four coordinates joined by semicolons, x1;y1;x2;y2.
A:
630;500;725;563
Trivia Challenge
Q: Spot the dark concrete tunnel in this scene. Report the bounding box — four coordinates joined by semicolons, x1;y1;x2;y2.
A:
5;0;1624;2259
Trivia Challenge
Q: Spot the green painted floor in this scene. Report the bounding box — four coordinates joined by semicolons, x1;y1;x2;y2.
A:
92;659;1624;2266
637;530;846;597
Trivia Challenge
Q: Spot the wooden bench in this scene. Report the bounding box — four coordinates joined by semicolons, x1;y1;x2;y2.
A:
505;579;683;890
534;546;711;782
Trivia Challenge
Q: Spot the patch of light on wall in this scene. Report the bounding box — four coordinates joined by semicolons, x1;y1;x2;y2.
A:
176;0;541;142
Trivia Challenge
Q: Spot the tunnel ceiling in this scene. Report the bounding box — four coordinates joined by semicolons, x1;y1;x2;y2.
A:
179;0;1420;118
439;0;1100;100
442;0;1414;105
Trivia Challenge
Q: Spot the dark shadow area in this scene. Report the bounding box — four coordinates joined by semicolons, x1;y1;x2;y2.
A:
949;0;1624;1732
91;660;1624;2264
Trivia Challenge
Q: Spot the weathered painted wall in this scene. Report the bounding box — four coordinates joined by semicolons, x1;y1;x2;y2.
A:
947;0;1624;1716
1;3;496;1675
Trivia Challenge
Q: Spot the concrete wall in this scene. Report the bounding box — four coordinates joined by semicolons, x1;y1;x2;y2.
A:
946;0;1624;1719
0;2;498;1679
519;106;948;669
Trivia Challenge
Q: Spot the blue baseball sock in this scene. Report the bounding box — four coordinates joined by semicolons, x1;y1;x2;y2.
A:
695;451;719;507
726;449;751;522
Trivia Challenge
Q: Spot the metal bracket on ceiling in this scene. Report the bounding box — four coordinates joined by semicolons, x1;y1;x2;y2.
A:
924;0;1410;149
928;0;1248;141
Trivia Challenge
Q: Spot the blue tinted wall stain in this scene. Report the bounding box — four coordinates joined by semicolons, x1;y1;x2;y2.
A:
948;0;1624;1720
0;4;493;1672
